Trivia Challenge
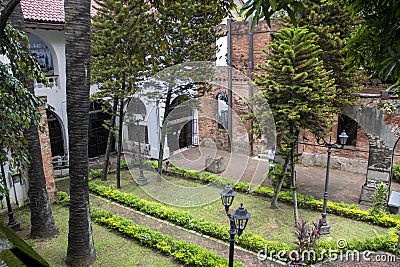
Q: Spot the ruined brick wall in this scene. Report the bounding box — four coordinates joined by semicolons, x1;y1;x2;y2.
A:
38;98;56;199
198;73;253;154
231;20;282;74
197;21;281;155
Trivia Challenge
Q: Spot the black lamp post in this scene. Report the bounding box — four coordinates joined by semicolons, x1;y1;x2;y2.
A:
0;161;20;230
315;130;348;234
220;185;251;267
135;117;147;186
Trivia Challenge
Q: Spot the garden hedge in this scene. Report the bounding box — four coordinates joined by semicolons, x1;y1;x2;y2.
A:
87;184;399;263
90;207;241;267
151;161;400;228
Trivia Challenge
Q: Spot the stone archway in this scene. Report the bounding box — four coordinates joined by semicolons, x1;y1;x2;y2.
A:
343;105;400;204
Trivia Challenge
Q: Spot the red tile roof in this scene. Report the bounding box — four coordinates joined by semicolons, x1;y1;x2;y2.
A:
21;0;65;23
20;0;98;23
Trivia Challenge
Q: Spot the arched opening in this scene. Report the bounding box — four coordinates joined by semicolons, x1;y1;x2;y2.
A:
88;101;114;158
167;95;193;153
27;33;54;76
46;110;65;157
391;138;400;192
126;98;149;157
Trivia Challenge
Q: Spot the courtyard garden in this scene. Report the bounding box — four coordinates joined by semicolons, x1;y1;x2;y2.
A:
8;161;398;266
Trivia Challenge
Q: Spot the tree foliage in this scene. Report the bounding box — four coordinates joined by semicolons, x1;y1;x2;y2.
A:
254;27;336;209
91;0;156;98
241;0;303;27
0;23;45;174
344;0;400;84
242;0;400;84
295;0;364;107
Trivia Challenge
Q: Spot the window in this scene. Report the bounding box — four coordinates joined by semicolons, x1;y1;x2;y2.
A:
27;33;54;76
217;92;228;130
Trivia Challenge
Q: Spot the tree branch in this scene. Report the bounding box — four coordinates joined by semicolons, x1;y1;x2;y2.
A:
0;0;20;36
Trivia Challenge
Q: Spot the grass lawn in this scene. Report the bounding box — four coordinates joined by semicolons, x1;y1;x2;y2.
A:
1;205;183;267
56;168;390;246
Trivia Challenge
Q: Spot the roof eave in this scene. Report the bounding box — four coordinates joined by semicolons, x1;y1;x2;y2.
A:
24;20;64;30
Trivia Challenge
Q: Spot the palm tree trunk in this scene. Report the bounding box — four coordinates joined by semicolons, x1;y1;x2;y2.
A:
65;0;96;265
101;97;118;181
10;3;58;239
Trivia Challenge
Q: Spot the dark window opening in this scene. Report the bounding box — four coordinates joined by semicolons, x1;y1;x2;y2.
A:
47;110;64;157
88;102;115;158
337;114;358;146
127;98;146;116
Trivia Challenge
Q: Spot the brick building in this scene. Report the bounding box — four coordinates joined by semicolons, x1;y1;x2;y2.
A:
200;19;400;204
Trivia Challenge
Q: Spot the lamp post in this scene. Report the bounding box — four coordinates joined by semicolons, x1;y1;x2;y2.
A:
220;185;251;267
135;117;147;186
316;130;348;234
0;161;20;230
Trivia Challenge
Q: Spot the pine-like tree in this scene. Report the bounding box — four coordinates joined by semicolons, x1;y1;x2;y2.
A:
255;28;337;218
295;0;364;107
152;0;234;174
91;0;156;186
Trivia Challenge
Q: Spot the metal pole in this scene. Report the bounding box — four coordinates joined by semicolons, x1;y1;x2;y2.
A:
227;18;233;149
0;161;19;230
228;214;236;267
248;18;254;155
137;119;147;185
321;145;332;234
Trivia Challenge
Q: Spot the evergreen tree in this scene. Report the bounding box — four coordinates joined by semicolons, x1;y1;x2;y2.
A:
254;28;337;218
91;0;156;186
296;0;364;107
153;0;234;174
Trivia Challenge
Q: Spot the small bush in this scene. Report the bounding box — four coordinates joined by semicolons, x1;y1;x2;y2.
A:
54;191;70;206
370;183;388;216
89;168;102;179
393;164;400;182
120;160;129;170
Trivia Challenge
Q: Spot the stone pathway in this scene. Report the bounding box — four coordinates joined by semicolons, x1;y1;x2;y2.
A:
90;194;284;267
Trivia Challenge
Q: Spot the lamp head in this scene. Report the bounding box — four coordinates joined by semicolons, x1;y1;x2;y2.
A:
232;203;251;235
220;184;236;213
338;130;348;146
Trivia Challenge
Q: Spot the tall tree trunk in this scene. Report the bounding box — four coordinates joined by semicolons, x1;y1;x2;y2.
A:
116;98;124;188
290;138;299;226
270;156;290;209
65;0;96;265
10;3;58;238
101;97;118;181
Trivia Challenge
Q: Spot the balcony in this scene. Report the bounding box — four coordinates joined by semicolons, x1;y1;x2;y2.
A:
34;75;59;89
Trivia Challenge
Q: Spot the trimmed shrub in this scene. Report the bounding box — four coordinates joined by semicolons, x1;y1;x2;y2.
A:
88;183;400;263
90;207;242;267
89;168;103;179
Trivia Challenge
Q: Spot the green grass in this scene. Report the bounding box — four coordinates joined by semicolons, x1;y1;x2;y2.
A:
80;169;389;245
5;205;183;267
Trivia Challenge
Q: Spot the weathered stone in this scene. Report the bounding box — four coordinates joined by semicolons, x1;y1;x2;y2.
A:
205;156;225;173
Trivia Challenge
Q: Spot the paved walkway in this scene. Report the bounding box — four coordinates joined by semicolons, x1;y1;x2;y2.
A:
169;146;400;205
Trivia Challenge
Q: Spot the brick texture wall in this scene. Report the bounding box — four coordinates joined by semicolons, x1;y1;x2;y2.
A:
38;99;56;199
